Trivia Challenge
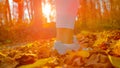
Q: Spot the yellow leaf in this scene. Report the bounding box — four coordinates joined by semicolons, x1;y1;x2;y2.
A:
18;57;55;68
76;50;90;58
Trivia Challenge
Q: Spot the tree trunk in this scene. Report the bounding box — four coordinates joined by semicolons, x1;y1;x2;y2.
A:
31;0;43;27
6;0;11;23
18;1;24;22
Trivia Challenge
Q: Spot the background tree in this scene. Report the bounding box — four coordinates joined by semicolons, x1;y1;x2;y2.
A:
75;0;120;33
31;0;43;27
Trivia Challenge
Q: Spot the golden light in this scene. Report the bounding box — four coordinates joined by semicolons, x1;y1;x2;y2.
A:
42;0;55;23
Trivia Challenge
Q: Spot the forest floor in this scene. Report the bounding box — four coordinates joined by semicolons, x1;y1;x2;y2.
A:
0;30;120;68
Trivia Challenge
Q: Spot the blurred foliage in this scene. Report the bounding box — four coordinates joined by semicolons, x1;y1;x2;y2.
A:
0;21;56;44
75;0;120;34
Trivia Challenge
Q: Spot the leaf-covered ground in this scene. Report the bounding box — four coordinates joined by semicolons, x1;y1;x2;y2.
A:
0;30;120;68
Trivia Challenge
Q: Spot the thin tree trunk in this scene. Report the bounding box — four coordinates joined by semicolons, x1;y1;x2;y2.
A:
31;0;43;27
6;0;11;23
18;1;24;22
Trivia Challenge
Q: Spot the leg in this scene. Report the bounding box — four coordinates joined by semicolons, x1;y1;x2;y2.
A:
54;0;80;54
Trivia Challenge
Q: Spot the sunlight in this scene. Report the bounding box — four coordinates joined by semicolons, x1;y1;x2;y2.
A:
42;0;55;23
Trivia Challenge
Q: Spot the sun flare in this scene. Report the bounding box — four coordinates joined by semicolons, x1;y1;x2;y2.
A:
42;0;56;23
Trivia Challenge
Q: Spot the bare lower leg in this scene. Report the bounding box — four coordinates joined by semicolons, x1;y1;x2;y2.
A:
56;28;74;44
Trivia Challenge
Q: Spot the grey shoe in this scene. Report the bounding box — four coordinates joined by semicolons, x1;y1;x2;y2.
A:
54;41;69;55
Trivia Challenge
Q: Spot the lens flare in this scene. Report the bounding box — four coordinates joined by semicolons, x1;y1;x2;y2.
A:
42;0;55;23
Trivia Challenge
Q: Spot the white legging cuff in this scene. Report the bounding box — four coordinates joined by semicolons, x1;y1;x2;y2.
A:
55;0;79;29
56;23;75;29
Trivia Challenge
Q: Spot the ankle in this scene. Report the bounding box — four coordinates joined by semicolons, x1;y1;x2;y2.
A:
56;28;74;44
